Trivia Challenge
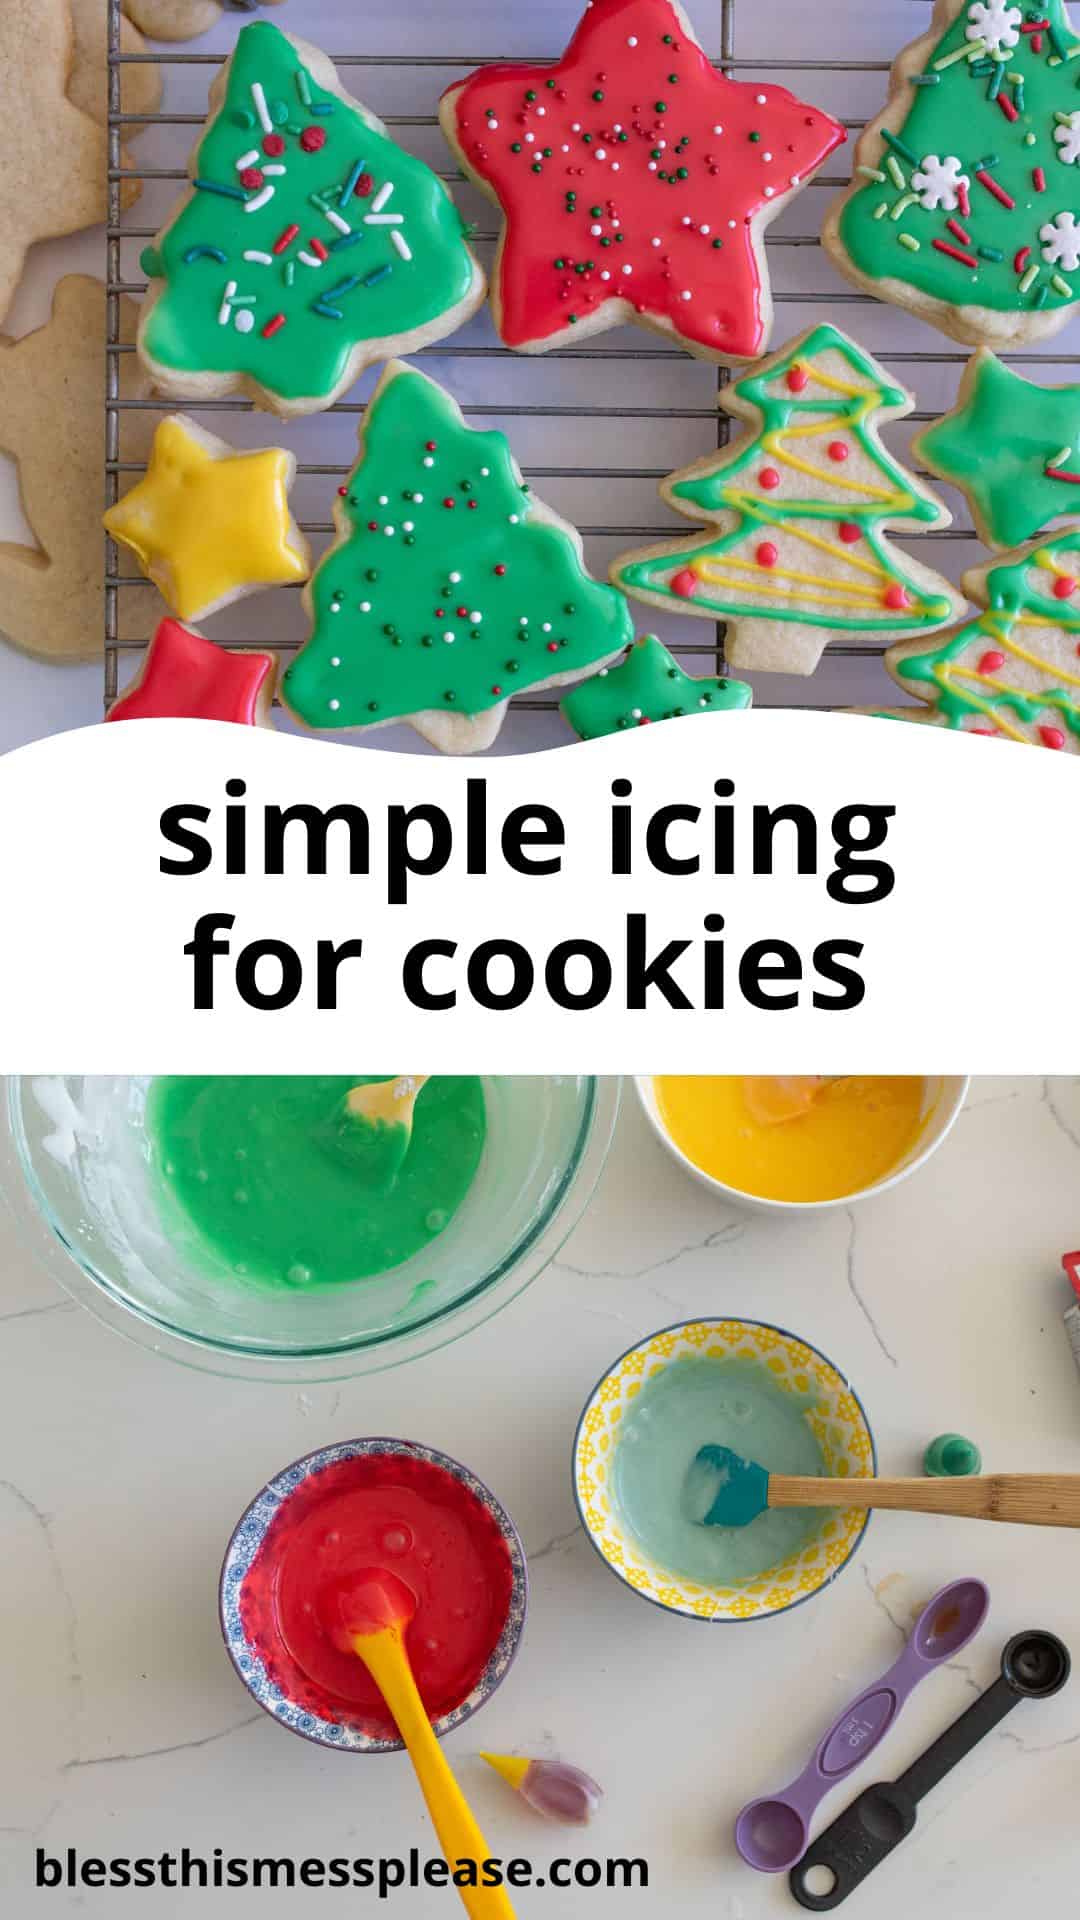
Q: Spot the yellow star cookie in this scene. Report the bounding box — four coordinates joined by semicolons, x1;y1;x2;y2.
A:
104;414;311;622
0;0;106;324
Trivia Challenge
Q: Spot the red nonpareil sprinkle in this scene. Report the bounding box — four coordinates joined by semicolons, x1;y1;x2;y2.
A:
758;467;781;491
261;313;287;338
240;167;265;191
946;217;972;246
638;715;651;724
368;520;380;532
273;224;300;255
839;522;861;544
443;496;456;509
978;649;1006;674
1054;574;1077;598
546;640;559;651
262;133;286;158
1034;166;1047;193
932;238;979;269
971;726;996;735
1039;725;1066;749
977;169;1015;210
756;541;779;568
468;499;480;509
997;92;1019;122
884;584;910;611
494;564;507;576
491;685;502;695
828;440;850;463
300;126;327;153
310;236;329;261
670;566;700;599
426;441;438;451
1015;245;1032;273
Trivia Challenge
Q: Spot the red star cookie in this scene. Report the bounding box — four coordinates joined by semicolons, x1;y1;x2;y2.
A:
106;617;275;725
439;0;845;361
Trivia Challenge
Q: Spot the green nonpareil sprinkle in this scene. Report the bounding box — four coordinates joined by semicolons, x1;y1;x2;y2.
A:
228;292;256;305
912;72;941;85
1035;283;1051;308
284;261;296;286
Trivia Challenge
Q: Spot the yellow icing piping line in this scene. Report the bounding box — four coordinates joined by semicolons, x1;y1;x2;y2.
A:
932;664;1027;742
688;571;917;612
981;612;1080;689
732;501;896;582
695;557;892;604
785;361;878;402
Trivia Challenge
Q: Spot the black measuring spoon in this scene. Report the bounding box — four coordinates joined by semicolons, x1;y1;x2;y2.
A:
788;1629;1070;1910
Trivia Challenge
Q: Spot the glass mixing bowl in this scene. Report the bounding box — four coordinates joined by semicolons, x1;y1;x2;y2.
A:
0;1075;619;1380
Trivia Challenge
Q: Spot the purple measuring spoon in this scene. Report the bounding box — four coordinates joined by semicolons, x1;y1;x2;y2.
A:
734;1577;989;1874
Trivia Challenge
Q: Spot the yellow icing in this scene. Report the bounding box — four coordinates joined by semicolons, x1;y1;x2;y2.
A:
653;1075;930;1204
103;415;310;621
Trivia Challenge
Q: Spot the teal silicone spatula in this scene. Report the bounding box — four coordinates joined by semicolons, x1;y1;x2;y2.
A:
685;1446;1080;1529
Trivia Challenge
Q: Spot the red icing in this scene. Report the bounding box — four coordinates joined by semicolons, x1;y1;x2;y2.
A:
978;649;1006;674
1039;725;1066;749
838;521;861;544
443;0;844;356
828;440;849;463
300;125;327;153
786;366;809;392
106;617;273;725
884;584;910;611
1053;575;1076;599
756;541;779;567
759;466;781;490
238;1452;514;1740
670;565;701;598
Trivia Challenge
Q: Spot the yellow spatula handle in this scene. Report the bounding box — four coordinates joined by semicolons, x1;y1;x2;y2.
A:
356;1627;517;1920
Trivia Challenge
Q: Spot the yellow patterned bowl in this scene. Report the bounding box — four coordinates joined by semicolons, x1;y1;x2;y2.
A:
572;1318;876;1624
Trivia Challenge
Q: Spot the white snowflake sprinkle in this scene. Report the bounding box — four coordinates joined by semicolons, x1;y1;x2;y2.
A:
965;0;1022;54
1041;210;1080;271
1055;112;1080;167
911;154;971;212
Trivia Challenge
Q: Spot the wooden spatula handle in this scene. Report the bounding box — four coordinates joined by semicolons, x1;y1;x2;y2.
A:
768;1474;1080;1528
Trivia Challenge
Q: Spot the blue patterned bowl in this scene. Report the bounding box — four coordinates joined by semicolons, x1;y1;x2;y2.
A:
219;1437;528;1753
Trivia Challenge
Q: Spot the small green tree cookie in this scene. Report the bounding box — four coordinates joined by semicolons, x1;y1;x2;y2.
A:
561;635;752;740
281;363;635;754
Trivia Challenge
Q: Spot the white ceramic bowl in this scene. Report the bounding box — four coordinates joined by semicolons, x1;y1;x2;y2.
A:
635;1075;969;1217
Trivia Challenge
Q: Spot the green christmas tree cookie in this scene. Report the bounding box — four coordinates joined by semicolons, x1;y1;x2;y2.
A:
887;528;1080;749
824;0;1080;349
560;635;752;740
281;363;635;754
611;324;963;677
137;22;484;416
916;347;1080;549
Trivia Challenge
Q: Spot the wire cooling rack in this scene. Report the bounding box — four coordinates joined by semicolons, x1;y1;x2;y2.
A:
102;0;1080;749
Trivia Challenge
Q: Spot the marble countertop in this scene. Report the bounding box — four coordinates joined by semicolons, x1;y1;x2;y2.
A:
2;1075;1079;1916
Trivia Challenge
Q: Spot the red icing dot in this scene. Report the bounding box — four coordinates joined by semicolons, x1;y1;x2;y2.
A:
239;167;265;190
828;440;850;463
758;467;781;491
838;522;861;544
1054;574;1076;599
671;567;701;599
977;649;1006;674
884;584;910;611
786;366;809;392
756;542;779;569
1039;725;1066;750
638;715;652;724
355;172;375;197
300;126;327;153
262;133;285;157
494;564;507;576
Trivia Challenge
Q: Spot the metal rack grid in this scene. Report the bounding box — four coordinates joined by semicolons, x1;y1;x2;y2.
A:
102;0;1071;740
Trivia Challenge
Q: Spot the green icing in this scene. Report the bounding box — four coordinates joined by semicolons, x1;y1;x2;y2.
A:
894;529;1080;744
281;364;635;730
141;22;478;404
615;325;955;637
919;350;1080;549
148;1074;486;1288
560;634;752;739
838;0;1080;319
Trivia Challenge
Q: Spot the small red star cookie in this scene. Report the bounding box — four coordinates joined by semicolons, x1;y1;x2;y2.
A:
439;0;845;361
106;617;275;725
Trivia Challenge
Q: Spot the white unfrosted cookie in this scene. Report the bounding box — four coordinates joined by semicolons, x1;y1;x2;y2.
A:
824;0;1080;349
